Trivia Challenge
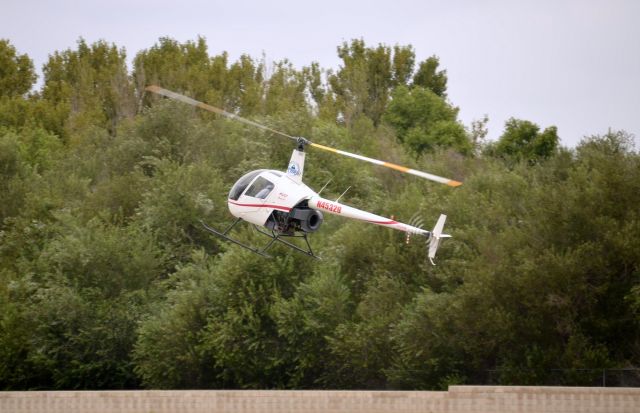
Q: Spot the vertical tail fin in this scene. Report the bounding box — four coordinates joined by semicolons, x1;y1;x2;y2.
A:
428;214;451;265
286;148;305;184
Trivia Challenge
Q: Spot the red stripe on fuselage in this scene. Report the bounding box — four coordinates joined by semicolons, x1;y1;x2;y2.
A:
228;200;291;212
365;219;399;225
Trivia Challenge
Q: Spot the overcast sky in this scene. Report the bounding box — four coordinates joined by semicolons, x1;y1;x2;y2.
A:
2;0;639;147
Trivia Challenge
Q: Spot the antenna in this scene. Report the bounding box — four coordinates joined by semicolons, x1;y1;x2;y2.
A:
335;186;351;203
317;178;333;196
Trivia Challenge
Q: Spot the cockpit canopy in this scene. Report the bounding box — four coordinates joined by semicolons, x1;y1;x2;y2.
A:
244;176;275;199
228;169;283;201
228;170;264;200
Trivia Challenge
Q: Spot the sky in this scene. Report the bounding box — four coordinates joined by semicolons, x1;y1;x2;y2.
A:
2;0;639;147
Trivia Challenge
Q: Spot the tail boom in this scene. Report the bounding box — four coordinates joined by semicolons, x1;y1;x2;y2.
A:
307;196;428;236
308;196;450;264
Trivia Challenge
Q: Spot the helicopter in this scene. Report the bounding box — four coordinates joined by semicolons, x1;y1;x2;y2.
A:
146;85;462;264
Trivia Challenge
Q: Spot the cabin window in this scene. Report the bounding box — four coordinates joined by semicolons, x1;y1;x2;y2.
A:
228;170;264;200
244;176;275;199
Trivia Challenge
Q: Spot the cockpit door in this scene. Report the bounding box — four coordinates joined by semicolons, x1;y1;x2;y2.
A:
231;175;276;213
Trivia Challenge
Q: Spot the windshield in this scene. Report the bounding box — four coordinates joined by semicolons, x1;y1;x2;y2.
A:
228;170;264;200
244;176;275;199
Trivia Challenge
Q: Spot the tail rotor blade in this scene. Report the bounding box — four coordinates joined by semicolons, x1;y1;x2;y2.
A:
309;142;462;187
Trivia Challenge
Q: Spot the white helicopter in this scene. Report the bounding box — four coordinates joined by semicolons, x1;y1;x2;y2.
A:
146;86;462;264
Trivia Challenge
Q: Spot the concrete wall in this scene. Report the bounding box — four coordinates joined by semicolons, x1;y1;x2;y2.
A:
1;386;639;413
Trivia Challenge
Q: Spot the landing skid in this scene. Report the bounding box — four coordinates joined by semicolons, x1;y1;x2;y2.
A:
201;218;271;257
200;219;320;259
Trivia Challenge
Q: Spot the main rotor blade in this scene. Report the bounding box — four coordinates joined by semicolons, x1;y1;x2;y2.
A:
145;85;297;142
309;142;462;187
146;85;462;187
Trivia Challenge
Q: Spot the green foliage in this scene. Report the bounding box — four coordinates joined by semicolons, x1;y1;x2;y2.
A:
329;39;416;126
133;37;214;102
0;271;39;389
133;252;220;388
13;127;63;172
24;285;145;389
264;60;308;115
0;217;163;389
134;100;195;162
1;36;639;392
134;37;271;118
328;275;411;388
413;56;447;97
404;120;470;156
0;39;37;97
42;38;135;135
272;268;351;387
196;251;311;388
0;131;28;222
384;86;471;155
134;159;226;262
0;94;69;138
385;131;640;388
488;118;559;163
35;214;166;296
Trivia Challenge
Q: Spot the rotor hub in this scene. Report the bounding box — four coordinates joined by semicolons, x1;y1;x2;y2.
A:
296;137;309;151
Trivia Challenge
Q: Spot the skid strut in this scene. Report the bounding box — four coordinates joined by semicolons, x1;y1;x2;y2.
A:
201;219;271;257
253;226;319;258
200;219;320;259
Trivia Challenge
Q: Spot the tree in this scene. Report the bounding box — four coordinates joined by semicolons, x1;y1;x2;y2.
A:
133;158;226;263
0;39;36;97
0;270;41;389
413;56;447;97
0;42;60;135
42;38;135;135
384;86;471;155
272;268;351;387
196;251;312;388
24;284;145;389
388;132;640;388
327;275;411;388
489;118;559;163
0;130;30;223
133;36;216;106
225;54;265;116
133;252;221;389
263;60;307;115
328;39;415;126
470;114;489;151
3;36;640;393
391;45;416;87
